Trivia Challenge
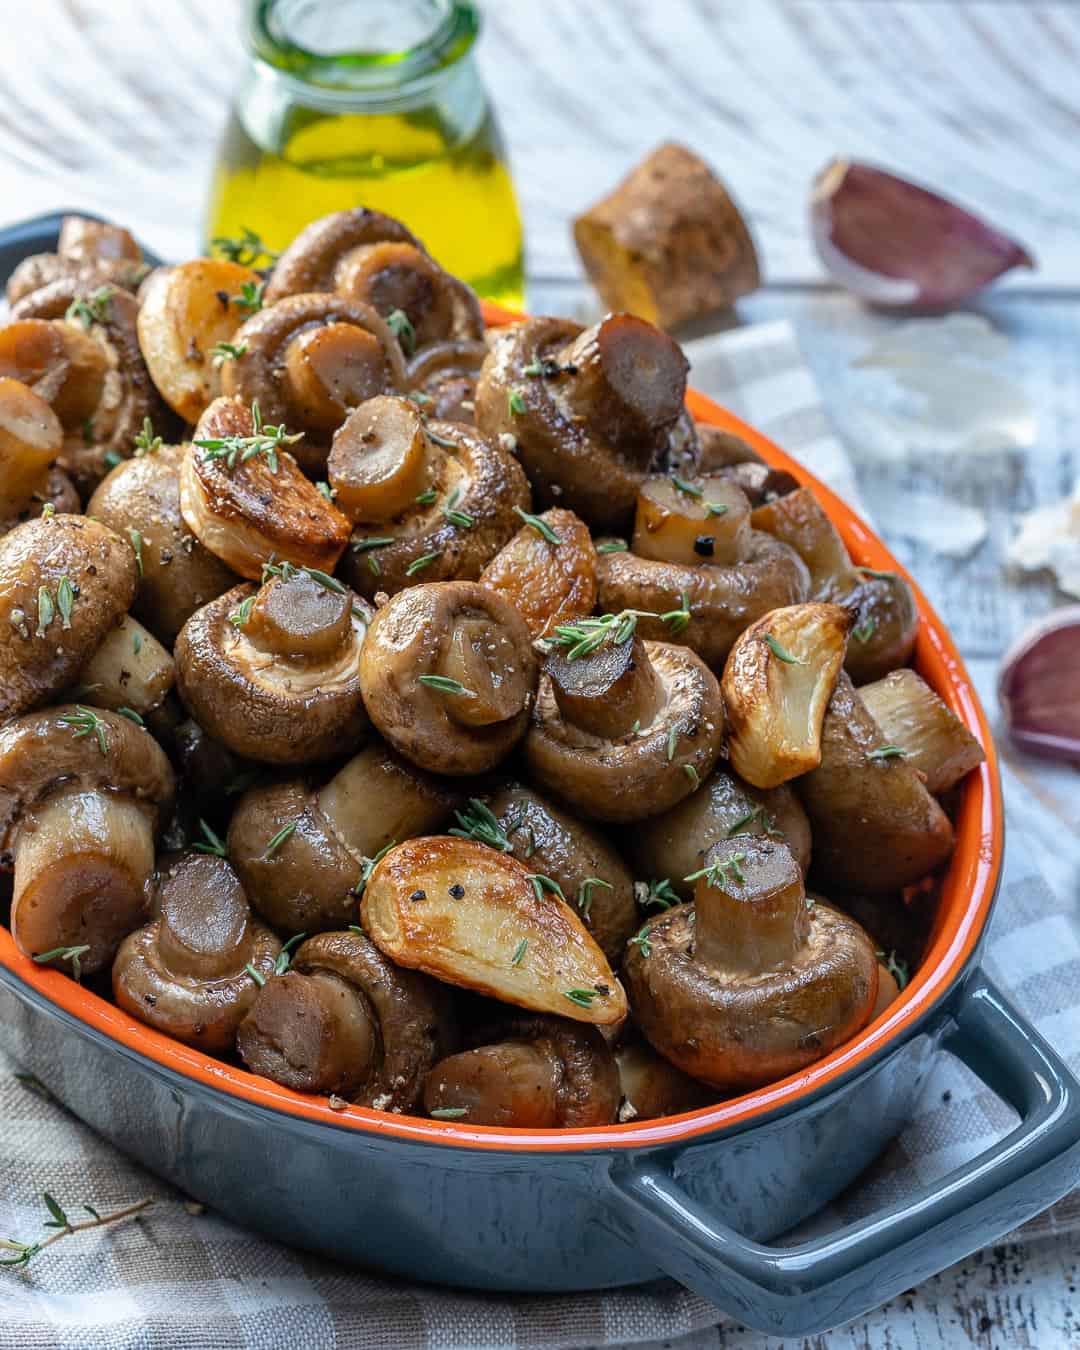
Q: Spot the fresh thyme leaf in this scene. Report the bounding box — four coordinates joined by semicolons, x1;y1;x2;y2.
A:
262;821;297;858
32;944;91;983
132;631;142;655
523;826;536;859
629;922;652;959
853;618;876;644
683;764;700;787
103;450;122;470
576;876;613;922
261;559;348;596
637;877;680;909
192;818;228;858
858;566;897;581
351;535;395;553
245;963;266;987
43;1194;68;1229
367;554;381;576
449;799;514;851
418;674;474;697
415;488;438;505
672;476;703;498
352;840;396;898
510;938;528;966
763;633;804;665
386;308;416;355
229;594;256;628
867;744;906;761
596;539;628;554
508;389;527;416
128;528;143;576
211;340;248;369
513;506;561;544
442;487;476;530
210;227;279;268
133;418;162;456
685;851;747;889
430;1106;468;1119
527;872;565;903
316;480;335;501
116;706;145;727
705;501;729;517
274;932;307;976
65;286;114;330
194;399;302;473
56;577;75;629
405;550;442;576
660;591;691;636
231;280;266;313
35;587;54;637
58;706;107;756
564;988;599;1008
424;425;458;450
666;726;678;762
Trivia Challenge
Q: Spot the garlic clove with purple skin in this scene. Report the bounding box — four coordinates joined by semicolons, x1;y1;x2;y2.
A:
998;608;1080;764
810;159;1035;309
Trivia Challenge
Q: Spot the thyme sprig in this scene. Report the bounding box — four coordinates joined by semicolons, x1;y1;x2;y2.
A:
448;799;518;852
527;872;565;904
660;591;691;636
58;706;107;756
0;1193;153;1269
635;877;681;910
513;506;561;544
352;840;396;898
133;417;163;456
576;876;612;922
546;610;641;660
442;487;476;530
65;286;114;330
685;851;748;889
195;400;302;473
192;818;228;858
274;932;307;976
727;803;782;838
386;308;416;355
231;280;266;314
211;340;249;369
261;557;347;596
629;922;652;959
210;227;279;268
31;945;91;983
261;821;297;859
763;633;805;665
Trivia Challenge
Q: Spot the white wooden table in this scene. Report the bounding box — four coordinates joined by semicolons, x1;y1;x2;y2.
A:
2;3;1079;1346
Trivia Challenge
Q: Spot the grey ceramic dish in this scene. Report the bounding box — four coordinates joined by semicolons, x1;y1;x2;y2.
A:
1;211;1078;1338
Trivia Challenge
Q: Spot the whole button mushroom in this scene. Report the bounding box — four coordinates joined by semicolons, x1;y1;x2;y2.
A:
335;397;530;601
237;928;456;1111
175;564;373;765
524;619;724;823
265;207;424;300
0;513;138;721
624;837;879;1092
406;338;487;423
113;852;280;1050
423;1015;620;1127
359;581;538;776
0;377;74;534
5;213;147;306
179;395;352;579
474;313;693;533
0;705;176;976
596;474;811;671
613;1038;711;1122
228;742;458;933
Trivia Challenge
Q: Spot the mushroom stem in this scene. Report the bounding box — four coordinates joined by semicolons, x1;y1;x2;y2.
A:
423;1042;561;1127
328;396;429;523
155;855;253;981
314;744;453;860
0;377;62;517
690;837;808;973
283;324;391;433
547;632;662;739
11;785;154;974
245;570;352;661
77;616;175;717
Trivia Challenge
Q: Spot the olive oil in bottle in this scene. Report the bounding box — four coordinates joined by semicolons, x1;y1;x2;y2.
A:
204;1;525;308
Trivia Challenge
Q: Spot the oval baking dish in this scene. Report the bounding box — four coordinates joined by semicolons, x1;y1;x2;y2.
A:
0;213;1077;1339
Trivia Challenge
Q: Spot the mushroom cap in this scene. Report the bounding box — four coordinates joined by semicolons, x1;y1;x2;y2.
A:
265;208;424;301
406;338;487;422
359;581;538;775
842;571;919;685
6;254;148;308
524;640;724;823
623;900;879;1091
0;704;175;854
292;928;457;1112
175;581;372;765
596;533;811;671
341;420;531;601
0;514;138;721
87;444;239;645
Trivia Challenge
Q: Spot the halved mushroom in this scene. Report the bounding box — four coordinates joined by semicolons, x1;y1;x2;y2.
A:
0;378;68;532
179;395;352;579
597;474;811;670
136;259;265;422
407;338;487;422
752;489;919;684
237;927;455;1111
524;626;724;823
722;603;851;789
359;581;537;775
362;836;627;1025
0;705;175;976
479;506;597;639
423;1014;619;1127
0;513;137;721
626;766;812;903
175;566;372;765
75;616;175;719
795;672;955;893
623;837;879;1091
87;443;238;645
112;852;280;1050
228;742;457;933
475;314;691;532
337;404;531;601
859;668;985;796
220;293;407;472
614;1037;712;1121
6;214;147;307
481;783;637;964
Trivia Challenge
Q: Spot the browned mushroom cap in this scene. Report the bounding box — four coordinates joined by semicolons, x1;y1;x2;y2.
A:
180;395;352;579
613;1037;712;1121
340;415;530;601
479;507;597;639
693;424;764;471
238;928;456;1111
0;319;110;432
406;338;488;422
227;742;458;933
751;489;918;684
423;1014;619;1127
623;838;879;1092
0;514;137;721
8;286;167;495
112;852;280;1050
264;207;423;300
359;581;537;775
87;443;238;645
474;315;690;533
220;293;407;471
0;705;175;976
795;672;954;894
175;567;372;765
0;378;64;530
7;216;145;307
484;783;637;964
625;766;812;903
524;635;724;823
136;260;265;423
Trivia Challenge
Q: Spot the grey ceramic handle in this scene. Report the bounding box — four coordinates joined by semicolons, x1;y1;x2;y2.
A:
610;974;1080;1338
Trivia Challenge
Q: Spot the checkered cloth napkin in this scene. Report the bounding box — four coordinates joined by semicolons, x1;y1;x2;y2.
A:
1;323;1077;1349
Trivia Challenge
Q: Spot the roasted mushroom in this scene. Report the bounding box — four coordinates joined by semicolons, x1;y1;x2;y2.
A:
0;377;71;533
614;1037;711;1121
0;513;137;721
479;506;598;639
264;207;423;300
179;395;352;579
175;566;372;765
596;474;811;670
624;838;879;1091
336;400;531;601
237;927;455;1111
228;742;457;933
423;1014;619;1127
406;338;487;422
87;443;238;645
475;314;692;532
5;214;147;307
858;668;985;796
75;615;175;720
1;705;175;976
524;624;724;822
795;672;954;894
112;851;280;1049
359;581;537;775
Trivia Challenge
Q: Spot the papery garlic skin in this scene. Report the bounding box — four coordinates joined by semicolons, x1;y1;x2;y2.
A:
998;607;1080;765
1008;485;1080;599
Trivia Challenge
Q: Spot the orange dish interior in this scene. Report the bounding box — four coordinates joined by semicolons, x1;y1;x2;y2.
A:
0;301;1003;1151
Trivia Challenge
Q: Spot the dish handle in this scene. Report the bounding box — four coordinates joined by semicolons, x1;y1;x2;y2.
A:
608;973;1080;1338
